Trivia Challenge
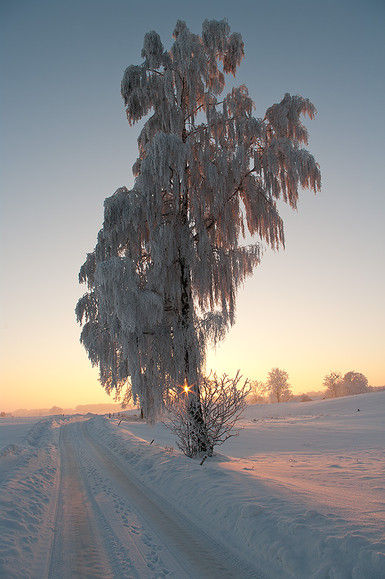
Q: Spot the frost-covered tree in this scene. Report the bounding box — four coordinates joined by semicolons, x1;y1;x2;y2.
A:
266;367;292;403
341;371;369;396
249;379;267;403
323;370;369;398
76;20;320;451
323;371;342;398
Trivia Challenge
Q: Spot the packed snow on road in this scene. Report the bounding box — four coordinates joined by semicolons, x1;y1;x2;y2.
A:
1;391;384;578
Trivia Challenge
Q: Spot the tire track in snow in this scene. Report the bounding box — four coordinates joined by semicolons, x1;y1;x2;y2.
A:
75;427;170;578
47;424;113;579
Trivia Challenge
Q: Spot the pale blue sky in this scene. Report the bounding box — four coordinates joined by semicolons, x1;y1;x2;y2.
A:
1;0;384;411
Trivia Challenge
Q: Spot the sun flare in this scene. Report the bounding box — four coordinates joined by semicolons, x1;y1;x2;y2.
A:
181;378;193;395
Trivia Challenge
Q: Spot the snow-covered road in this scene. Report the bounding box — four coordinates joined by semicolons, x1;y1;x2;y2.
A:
45;418;257;578
1;392;384;578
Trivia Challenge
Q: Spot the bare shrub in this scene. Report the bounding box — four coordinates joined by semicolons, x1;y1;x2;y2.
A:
165;373;250;458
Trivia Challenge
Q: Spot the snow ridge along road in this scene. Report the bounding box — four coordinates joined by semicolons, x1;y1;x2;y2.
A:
47;418;259;578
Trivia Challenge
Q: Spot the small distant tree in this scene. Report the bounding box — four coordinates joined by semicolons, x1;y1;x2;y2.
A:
340;371;369;396
323;371;342;398
249;379;267;403
266;367;292;403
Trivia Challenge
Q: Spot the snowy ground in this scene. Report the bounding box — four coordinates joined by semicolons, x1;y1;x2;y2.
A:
1;392;384;578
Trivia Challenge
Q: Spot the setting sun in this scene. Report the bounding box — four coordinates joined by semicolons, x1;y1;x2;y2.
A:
182;379;192;395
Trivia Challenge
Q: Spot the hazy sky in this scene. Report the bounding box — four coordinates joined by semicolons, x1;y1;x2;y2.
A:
1;0;384;412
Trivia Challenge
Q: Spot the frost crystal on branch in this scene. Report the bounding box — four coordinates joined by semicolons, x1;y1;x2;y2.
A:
76;19;321;425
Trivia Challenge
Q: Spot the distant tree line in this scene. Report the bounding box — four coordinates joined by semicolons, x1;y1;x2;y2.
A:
248;368;378;404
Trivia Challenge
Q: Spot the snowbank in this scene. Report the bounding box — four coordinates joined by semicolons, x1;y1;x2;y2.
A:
90;392;385;578
0;416;79;578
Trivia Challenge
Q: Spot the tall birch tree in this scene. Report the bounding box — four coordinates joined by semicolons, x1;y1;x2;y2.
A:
76;19;320;451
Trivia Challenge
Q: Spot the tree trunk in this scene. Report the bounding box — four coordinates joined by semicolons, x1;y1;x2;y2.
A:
180;256;208;455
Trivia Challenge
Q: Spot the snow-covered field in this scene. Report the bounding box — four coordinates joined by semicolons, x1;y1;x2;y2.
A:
1;392;384;578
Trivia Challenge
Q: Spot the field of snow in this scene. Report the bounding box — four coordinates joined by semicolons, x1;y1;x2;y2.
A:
1;391;384;578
